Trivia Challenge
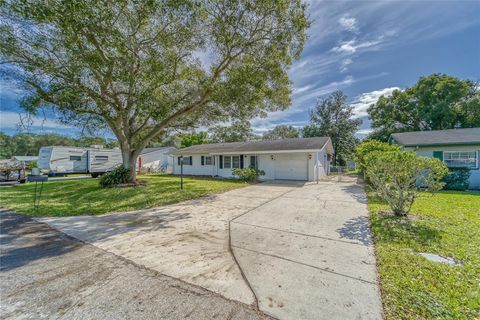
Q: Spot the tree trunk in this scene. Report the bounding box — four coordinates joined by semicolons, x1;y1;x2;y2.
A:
121;147;138;183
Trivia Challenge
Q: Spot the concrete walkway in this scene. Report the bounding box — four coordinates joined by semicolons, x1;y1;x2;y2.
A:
38;179;382;320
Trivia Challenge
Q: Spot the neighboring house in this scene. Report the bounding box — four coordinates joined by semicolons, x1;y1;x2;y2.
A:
11;156;38;166
172;137;334;181
137;147;176;173
390;128;480;189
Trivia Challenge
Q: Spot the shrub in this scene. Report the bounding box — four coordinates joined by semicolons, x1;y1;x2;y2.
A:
27;160;37;170
232;167;265;182
99;165;131;188
355;140;400;174
365;151;448;216
442;167;471;191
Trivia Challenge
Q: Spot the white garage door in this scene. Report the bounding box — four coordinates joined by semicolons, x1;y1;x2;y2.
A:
274;154;308;180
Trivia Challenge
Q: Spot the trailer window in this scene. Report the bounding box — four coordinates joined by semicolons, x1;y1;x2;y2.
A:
94;155;109;162
69;155;82;161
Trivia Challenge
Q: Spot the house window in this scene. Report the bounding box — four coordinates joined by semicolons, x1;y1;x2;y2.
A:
205;156;213;165
250;156;257;169
224;156;232;169
94;155;109;162
444;151;477;169
232;156;240;168
178;156;192;165
69;155;82;161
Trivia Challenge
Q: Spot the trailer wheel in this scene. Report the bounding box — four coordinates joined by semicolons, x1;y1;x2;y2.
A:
91;173;100;178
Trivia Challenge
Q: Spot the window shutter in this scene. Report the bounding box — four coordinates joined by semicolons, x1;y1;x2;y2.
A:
240;155;244;168
219;155;223;169
189;156;193;165
433;151;443;161
177;157;181;165
201;156;204;166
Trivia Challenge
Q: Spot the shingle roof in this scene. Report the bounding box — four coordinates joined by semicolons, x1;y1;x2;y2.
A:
172;137;332;154
141;147;176;155
391;128;480;146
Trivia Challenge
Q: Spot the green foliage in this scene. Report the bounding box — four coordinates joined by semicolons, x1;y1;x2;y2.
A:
262;125;299;140
355;140;400;173
99;165;131;188
368;74;480;141
442;167;471;191
365;151;448;216
0;175;246;216
26;160;37;170
0;132;118;159
232;167;265;182
180;132;209;148
302;91;361;165
209;120;259;143
1;0;309;182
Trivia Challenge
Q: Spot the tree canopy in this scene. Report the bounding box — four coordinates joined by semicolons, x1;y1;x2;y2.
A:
262;124;299;140
1;0;309;181
179;131;209;148
368;74;480;141
302;91;361;165
209;120;258;143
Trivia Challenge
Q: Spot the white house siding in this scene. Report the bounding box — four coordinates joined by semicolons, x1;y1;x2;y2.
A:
173;151;329;181
173;154;215;176
404;145;480;189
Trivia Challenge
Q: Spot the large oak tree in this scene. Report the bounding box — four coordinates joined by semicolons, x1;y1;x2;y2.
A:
368;74;480;141
1;0;308;182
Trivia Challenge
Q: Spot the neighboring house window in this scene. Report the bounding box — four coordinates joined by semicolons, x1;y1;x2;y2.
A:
94;155;109;162
224;156;232;169
443;151;477;169
69;155;82;161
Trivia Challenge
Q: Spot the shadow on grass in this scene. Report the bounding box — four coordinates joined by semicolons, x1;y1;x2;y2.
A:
371;212;442;245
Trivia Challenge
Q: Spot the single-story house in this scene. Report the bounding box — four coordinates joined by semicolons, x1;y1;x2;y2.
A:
172;137;334;181
137;147;176;173
390;128;480;189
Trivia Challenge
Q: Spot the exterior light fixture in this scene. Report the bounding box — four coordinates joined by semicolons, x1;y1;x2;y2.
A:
308;154;312;160
271;155;274;160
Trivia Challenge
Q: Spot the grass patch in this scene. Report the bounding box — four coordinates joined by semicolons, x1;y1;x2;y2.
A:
369;190;480;319
0;174;247;217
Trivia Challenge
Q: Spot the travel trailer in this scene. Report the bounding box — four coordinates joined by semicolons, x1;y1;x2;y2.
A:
38;146;122;177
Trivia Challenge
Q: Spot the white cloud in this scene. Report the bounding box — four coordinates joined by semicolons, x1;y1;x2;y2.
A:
339;16;358;33
332;39;382;54
0;79;25;100
350;87;401;118
0;111;73;130
356;128;373;135
340;58;353;72
292;85;312;95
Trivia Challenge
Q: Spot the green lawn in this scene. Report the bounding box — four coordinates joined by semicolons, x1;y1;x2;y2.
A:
0;174;247;216
369;191;480;320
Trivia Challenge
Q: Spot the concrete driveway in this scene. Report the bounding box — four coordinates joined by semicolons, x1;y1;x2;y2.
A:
39;178;382;320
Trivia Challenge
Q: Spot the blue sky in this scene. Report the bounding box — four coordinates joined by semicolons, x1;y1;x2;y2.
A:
1;0;479;137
